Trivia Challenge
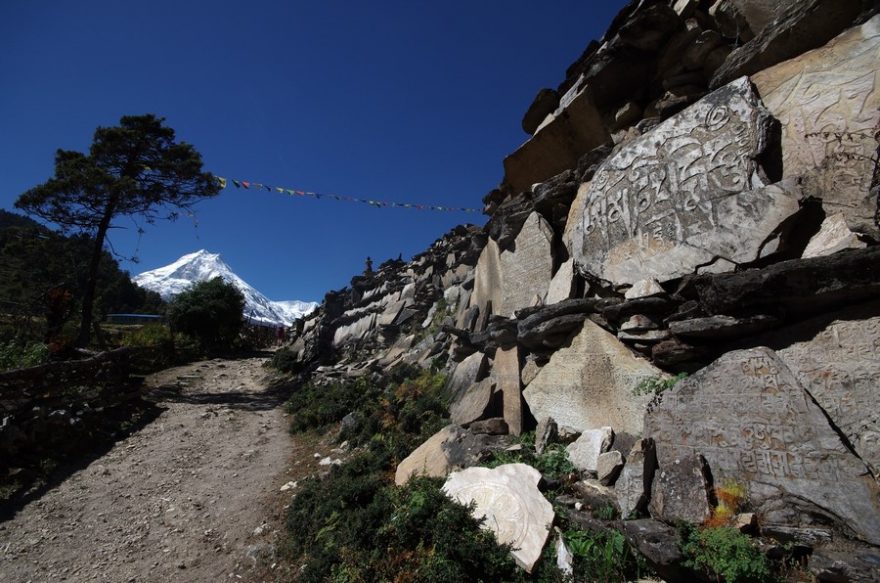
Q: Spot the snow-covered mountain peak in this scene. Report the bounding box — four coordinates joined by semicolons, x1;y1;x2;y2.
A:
133;250;317;327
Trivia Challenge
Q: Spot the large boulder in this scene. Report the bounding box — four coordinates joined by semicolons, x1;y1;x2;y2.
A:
759;301;880;478
570;77;804;287
503;87;611;195
442;463;554;573
711;0;864;88
395;424;468;485
469;238;503;330
752;15;880;237
645;348;880;545
498;212;555;317
523;320;661;435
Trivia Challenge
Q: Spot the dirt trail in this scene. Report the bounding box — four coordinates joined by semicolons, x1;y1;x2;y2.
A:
0;355;324;583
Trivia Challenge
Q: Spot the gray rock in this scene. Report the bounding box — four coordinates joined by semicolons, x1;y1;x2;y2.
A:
446;352;488;403
625;279;665;300
668;314;780;340
809;545;880;583
711;0;863;89
597;451;625;486
503;87;611;194
470;238;502;329
752;15;880;237
545;259;575;305
615;438;657;518
573;479;619;513
449;377;495;426
621;519;687;582
617;3;683;51
802;213;867;258
494;346;523;436
645;348;880;545
535;416;558;455
498;212;554;316
567;427;614;473
523;320;660;435
766;302;880;477
649;453;713;524
522;88;559;135
395;424;468;486
443;464;553;573
571;78;803;287
468;418;509;435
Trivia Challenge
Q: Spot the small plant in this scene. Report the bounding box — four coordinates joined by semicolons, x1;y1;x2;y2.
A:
485;442;576;482
633;372;688;413
682;525;773;583
633;372;688;397
564;528;646;582
0;341;49;371
707;479;748;528
593;504;618;521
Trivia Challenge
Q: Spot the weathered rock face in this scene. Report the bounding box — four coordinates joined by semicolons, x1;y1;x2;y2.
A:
761;302;880;478
616;438;657;518
523;320;659;435
442;464;554;573
503;87;611;195
498;212;554;316
752;15;880;237
570;77;800;287
495;346;523;436
645;348;880;545
469;238;502;329
711;0;865;88
449;377;495;426
649;453;713;524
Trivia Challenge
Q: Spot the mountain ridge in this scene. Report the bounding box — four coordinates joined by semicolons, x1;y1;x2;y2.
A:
132;249;317;327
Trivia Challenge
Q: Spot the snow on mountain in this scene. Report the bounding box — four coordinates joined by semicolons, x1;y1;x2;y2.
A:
132;249;317;327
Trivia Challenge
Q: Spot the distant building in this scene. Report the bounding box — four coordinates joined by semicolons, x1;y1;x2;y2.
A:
105;313;165;325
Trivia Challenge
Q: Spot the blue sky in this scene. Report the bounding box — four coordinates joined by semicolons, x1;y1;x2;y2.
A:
0;1;625;302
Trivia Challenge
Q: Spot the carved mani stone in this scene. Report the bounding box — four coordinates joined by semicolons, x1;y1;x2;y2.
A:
645;348;880;545
498;212;554;317
523;319;659;435
495;346;523;436
443;463;553;573
752;16;880;237
571;77;805;287
766;303;880;479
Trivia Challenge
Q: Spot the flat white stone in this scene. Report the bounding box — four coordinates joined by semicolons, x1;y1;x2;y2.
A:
443;463;553;573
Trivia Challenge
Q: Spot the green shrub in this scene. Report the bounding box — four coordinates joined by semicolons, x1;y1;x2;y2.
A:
633;372;688;397
682;526;773;583
564;528;647;582
284;453;521;582
166;277;244;353
121;323;173;349
486;442;576;483
0;341;49;371
270;346;301;374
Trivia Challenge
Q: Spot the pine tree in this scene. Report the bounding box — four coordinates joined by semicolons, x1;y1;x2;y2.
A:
15;114;219;346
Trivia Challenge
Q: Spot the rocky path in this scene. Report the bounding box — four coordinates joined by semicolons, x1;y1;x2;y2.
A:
0;355;321;583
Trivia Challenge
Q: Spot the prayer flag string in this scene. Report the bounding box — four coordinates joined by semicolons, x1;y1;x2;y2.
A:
215;176;481;214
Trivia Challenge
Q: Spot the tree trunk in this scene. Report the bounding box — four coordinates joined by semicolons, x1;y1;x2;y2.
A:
76;200;116;347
